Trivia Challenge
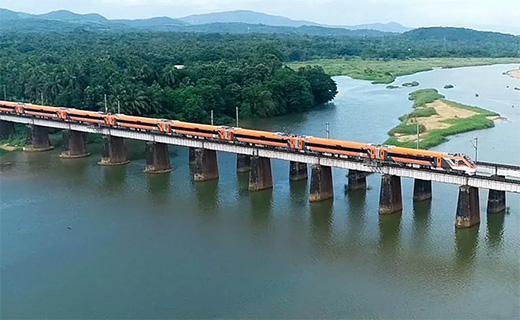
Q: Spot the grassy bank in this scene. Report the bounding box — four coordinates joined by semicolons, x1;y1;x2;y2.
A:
288;57;520;84
1;124;30;153
385;89;499;149
0;125;102;156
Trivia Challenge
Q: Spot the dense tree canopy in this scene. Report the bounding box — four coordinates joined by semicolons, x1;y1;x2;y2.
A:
0;33;338;124
1;29;517;123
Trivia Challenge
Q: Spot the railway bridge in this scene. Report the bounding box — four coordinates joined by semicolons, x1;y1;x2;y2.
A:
1;109;519;229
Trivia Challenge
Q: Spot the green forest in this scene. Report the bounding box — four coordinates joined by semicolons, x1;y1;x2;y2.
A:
1;28;518;123
0;33;339;124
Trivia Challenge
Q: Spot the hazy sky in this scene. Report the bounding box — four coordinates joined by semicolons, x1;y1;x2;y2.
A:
2;0;519;33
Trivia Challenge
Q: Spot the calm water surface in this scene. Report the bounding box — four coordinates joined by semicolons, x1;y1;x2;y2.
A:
1;64;519;319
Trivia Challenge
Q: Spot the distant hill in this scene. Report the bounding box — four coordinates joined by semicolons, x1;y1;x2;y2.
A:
179;10;319;27
2;7;517;43
0;8;32;20
37;10;108;24
179;23;389;37
0;8;391;36
404;27;518;42
344;22;410;33
179;10;410;33
113;17;189;28
0;8;409;34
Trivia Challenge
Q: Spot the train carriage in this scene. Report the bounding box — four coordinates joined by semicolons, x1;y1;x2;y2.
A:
303;136;375;159
171;121;229;140
21;104;60;119
382;146;476;174
64;109;108;125
232;128;299;149
113;114;165;132
0;101;18;113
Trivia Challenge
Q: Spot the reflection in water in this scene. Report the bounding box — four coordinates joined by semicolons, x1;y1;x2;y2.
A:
250;189;273;233
61;158;88;179
486;213;505;251
378;213;402;257
412;200;431;251
310;200;333;249
454;227;479;274
236;172;250;199
346;189;366;243
26;151;54;173
289;180;308;210
102;166;127;192
193;180;219;213
146;172;171;202
125;140;146;162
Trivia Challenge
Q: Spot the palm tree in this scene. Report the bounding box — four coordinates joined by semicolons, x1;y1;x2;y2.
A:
121;85;149;115
160;65;177;88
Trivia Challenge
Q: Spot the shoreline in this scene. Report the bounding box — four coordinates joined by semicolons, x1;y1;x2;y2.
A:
385;89;499;149
0;130;102;156
289;57;520;84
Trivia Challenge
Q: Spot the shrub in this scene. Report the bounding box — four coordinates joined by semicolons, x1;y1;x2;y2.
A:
389;123;426;135
410;107;437;117
408;88;444;108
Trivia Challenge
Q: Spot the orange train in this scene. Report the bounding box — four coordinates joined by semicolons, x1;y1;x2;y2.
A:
0;101;477;175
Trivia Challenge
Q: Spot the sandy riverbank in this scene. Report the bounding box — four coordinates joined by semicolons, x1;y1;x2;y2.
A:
386;88;499;149
0;144;18;151
507;69;520;80
394;100;504;143
395;100;479;142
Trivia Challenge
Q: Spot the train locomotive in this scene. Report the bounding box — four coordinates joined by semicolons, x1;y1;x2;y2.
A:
0;101;477;175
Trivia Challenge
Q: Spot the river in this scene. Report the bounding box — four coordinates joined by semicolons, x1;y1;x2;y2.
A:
1;64;519;319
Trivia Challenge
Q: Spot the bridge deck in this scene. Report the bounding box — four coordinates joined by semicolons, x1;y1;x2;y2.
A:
475;161;520;179
2;114;519;193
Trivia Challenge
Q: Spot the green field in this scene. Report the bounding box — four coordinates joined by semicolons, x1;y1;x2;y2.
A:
288;57;520;84
385;89;499;149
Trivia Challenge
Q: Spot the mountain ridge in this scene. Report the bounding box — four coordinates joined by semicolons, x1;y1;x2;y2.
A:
178;10;409;32
179;10;321;28
37;9;108;23
0;8;409;33
1;8;517;39
0;8;393;36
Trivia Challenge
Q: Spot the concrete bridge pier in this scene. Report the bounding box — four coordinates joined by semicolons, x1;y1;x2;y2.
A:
456;185;480;228
98;135;130;166
346;169;367;191
144;141;172;174
60;130;90;158
249;156;273;191
0;120;15;140
487;189;506;214
413;179;432;202
189;147;197;166
192;148;219;182
237;154;251;173
379;174;402;214
23;125;53;152
309;165;333;202
289;161;308;181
